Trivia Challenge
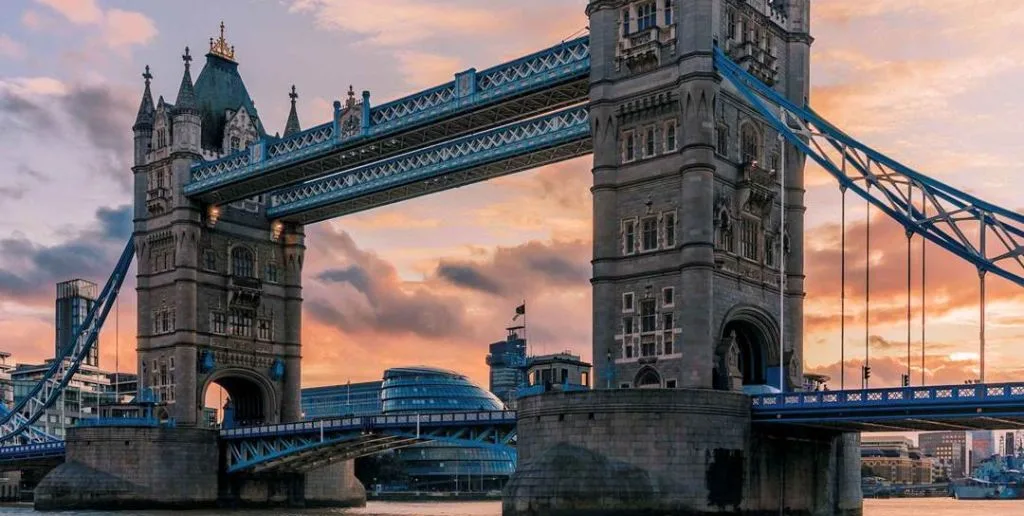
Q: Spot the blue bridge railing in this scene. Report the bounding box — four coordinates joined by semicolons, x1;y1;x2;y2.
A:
752;382;1024;412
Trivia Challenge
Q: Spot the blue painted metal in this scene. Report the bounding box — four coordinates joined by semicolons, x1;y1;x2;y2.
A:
751;382;1024;430
184;36;590;198
715;47;1024;288
221;411;516;474
75;417;177;428
0;442;64;462
267;106;590;221
0;238;134;444
516;383;590;399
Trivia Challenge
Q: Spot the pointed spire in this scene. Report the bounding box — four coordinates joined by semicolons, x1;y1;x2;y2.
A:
283;85;301;137
133;65;155;129
209;21;236;62
345;85;357;109
174;46;197;114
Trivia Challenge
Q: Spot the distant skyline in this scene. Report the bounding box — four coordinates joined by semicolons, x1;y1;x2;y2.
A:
2;0;1024;391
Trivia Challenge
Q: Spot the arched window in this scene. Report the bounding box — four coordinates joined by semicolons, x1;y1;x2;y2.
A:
231;136;241;152
231;247;255;278
635;367;662;388
740;123;761;164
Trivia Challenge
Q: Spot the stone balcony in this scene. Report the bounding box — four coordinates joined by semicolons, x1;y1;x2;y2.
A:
145;186;170;214
617;25;677;73
736;160;778;217
228;275;262;309
727;39;778;86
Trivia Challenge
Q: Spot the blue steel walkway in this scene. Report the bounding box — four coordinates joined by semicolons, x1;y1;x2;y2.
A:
752;382;1024;431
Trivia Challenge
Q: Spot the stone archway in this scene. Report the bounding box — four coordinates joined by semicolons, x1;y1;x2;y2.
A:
634;367;662;389
715;306;780;390
201;368;278;428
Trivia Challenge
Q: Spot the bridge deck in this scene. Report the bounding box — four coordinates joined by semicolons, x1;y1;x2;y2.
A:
752;382;1024;432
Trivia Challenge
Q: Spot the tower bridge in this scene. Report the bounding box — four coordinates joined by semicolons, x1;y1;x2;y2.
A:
1;0;1023;513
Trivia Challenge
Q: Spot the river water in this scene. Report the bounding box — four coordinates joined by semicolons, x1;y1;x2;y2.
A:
0;499;1020;515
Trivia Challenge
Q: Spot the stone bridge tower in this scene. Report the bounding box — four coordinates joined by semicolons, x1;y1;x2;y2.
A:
589;0;810;393
506;2;862;515
131;26;304;427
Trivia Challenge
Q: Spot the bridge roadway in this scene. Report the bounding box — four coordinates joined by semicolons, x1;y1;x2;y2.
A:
9;382;1024;473
184;36;589;205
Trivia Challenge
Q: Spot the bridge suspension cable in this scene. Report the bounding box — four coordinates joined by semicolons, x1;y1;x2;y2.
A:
0;238;134;443
921;200;927;385
906;205;912;387
865;185;871;389
840;185;846;390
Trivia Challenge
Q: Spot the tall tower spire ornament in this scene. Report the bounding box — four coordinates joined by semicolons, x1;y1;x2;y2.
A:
283;84;302;137
142;65;152;85
209;20;236;61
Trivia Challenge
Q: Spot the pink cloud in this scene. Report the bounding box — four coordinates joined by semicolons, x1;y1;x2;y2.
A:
33;0;102;25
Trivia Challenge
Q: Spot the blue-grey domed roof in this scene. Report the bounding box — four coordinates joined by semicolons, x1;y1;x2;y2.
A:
381;366;504;414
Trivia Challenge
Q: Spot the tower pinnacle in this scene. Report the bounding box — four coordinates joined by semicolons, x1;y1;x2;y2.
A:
209;21;236;61
283;85;302;137
173;47;197;113
133;65;155;129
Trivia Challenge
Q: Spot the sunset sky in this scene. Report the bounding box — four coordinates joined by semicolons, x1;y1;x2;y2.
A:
1;0;1023;395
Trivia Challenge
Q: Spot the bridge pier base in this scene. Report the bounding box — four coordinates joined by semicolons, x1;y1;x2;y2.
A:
503;390;861;516
32;426;367;510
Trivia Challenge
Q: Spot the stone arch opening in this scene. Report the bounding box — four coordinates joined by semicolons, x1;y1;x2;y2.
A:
715;307;779;390
634;367;662;389
201;369;276;428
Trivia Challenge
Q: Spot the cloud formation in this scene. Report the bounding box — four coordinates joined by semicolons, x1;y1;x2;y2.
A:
32;0;157;50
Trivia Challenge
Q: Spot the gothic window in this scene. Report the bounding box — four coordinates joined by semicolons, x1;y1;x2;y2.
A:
153;308;175;334
623;316;635;335
740;217;759;260
664;0;673;25
641;339;656;357
663;212;676;247
662;312;674;332
640;299;656;332
716;124;729;157
664;121;677;152
643;126;656;157
231;247;255;278
156;129;166;148
622;292;635;312
637;2;657;31
202;249;216;271
265;263;280;283
228;310;253;337
725;8;736;40
625;344;634;359
622;130;636;162
770;152;780;173
211;312;227;334
741;122;761;163
231;136;241;152
623;219;637;254
664;332;674;355
257;319;272;341
662;287;674;307
641;216;658;251
622;7;631;35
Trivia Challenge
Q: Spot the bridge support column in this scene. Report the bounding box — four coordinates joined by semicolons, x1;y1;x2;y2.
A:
303;460;366;507
34;426;219;510
503;390;862;516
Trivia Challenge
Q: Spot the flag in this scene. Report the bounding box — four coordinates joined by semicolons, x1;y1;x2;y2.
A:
513;303;526;320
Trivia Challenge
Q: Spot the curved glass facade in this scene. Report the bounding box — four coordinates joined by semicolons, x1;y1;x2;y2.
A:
380;366;515;492
381;366;504;414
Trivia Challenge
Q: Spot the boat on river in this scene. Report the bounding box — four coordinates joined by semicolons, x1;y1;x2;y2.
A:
952;455;1024;500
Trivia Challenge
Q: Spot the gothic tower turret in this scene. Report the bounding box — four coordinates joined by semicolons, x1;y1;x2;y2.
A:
172;47;202;155
283;85;301;137
132;66;155;167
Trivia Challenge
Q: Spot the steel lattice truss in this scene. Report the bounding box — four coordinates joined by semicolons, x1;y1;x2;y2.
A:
753;382;1024;432
185;37;590;204
222;411;517;474
715;47;1024;287
0;239;134;444
267;106;592;224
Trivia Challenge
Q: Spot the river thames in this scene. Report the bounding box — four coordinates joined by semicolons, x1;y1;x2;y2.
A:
0;498;1021;515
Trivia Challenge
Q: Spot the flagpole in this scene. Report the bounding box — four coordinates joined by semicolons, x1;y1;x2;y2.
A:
522;300;528;358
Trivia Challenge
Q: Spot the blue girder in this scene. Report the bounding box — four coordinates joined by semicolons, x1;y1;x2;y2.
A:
752;382;1024;431
184;37;590;203
714;47;1024;287
0;442;65;463
0;238;134;444
267;106;591;223
221;411;516;474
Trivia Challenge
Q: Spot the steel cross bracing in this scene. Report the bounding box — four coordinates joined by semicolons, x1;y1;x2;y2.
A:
714;47;1024;288
184;37;590;204
221;411;516;474
752;382;1024;432
267;106;592;224
0;239;134;444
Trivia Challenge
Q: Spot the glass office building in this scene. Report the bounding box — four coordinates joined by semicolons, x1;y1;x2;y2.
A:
300;367;516;492
301;381;383;418
485;327;527;408
55;279;98;367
